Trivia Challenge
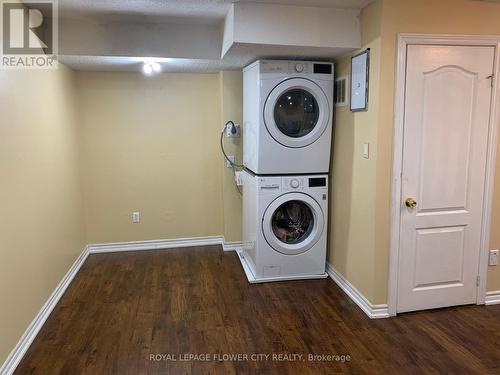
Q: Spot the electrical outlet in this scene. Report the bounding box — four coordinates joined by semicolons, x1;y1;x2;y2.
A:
226;123;241;138
226;155;236;168
132;211;140;223
489;250;499;266
234;171;243;186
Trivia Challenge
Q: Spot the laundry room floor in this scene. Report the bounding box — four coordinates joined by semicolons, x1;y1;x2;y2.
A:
14;246;500;374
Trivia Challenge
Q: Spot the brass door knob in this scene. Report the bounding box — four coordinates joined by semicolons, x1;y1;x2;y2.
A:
405;198;417;208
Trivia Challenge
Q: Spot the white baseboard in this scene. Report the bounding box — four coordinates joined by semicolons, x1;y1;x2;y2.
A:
222;241;243;252
88;235;229;254
0;246;90;375
485;290;500;305
0;235;242;374
326;263;390;319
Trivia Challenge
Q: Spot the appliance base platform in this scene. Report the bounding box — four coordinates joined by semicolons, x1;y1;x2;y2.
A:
236;249;328;284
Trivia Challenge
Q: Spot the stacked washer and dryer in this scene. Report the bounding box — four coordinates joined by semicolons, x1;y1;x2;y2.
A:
239;60;334;282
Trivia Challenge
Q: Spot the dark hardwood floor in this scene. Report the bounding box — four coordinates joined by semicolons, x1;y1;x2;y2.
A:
14;246;500;374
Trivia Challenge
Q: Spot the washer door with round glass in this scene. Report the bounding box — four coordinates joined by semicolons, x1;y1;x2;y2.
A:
264;78;330;148
262;193;324;255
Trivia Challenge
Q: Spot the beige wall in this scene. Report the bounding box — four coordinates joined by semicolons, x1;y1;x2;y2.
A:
0;66;85;363
220;71;243;242
77;72;226;244
331;0;500;305
328;0;385;303
0;69;244;364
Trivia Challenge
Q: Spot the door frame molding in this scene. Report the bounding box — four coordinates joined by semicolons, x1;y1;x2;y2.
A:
388;33;500;316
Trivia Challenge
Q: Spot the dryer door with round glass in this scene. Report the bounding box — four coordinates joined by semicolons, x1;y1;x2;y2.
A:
264;78;330;148
262;193;324;255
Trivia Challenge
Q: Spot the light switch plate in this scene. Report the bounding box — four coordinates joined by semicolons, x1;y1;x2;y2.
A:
132;211;140;223
363;143;370;159
489;249;499;266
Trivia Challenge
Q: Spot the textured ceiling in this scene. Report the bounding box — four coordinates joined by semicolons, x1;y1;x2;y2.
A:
59;46;338;73
59;0;370;72
244;0;373;9
60;0;373;22
60;0;232;22
59;55;247;73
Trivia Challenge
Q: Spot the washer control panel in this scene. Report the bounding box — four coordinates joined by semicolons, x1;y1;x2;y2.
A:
282;177;305;191
258;177;281;192
290;178;300;188
258;175;328;192
282;176;328;191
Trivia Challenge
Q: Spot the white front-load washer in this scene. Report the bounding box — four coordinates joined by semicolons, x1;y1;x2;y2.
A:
243;60;334;175
239;169;328;282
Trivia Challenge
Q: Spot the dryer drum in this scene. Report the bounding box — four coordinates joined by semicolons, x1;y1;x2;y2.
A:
274;89;319;138
271;200;314;244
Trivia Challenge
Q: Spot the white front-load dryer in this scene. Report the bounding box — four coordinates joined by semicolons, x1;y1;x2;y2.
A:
239;169;328;282
243;60;334;175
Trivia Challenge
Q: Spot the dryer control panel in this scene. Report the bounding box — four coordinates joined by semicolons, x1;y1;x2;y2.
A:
260;60;333;76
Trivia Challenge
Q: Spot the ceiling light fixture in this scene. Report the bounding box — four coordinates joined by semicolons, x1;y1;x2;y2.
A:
152;62;161;72
142;60;161;76
143;62;153;75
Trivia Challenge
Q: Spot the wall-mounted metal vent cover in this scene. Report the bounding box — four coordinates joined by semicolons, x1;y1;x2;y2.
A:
334;75;349;107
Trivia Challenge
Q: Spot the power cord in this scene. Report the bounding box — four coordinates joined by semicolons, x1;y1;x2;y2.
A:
220;121;244;168
220;120;243;195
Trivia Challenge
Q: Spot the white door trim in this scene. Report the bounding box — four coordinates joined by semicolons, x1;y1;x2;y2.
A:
388;34;500;316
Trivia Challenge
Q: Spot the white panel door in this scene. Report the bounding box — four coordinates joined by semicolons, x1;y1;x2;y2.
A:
397;45;495;313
